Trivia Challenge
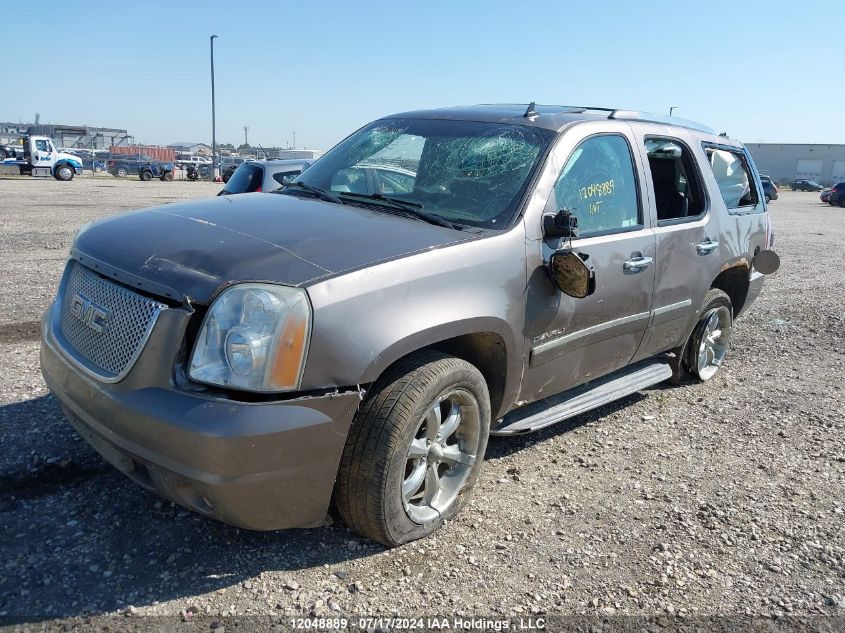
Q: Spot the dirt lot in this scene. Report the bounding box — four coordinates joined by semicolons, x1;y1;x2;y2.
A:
0;177;843;628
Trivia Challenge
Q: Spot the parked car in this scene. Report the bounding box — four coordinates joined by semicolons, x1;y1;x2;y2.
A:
41;104;779;546
791;179;824;191
759;175;778;202
820;188;832;203
827;182;845;207
176;153;213;167
0;144;19;159
83;158;107;173
107;154;173;179
218;159;313;195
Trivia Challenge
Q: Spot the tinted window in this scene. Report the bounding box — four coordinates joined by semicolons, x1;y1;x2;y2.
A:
550;135;640;235
223;163;264;194
271;170;301;187
703;147;758;209
645;138;705;222
35;140;49;152
296;118;554;229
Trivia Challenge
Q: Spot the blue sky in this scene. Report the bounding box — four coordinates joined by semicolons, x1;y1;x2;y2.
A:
4;0;842;149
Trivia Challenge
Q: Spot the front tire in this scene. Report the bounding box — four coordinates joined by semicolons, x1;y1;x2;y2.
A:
54;164;74;181
683;288;733;382
116;167;128;178
335;351;490;547
139;170;153;181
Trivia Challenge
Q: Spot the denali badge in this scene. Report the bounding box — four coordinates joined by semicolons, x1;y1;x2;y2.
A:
70;293;110;333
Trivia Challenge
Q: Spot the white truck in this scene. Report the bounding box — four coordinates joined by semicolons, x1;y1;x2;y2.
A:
0;135;83;181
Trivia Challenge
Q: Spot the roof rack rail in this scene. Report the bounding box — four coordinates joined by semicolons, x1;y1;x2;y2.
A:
608;110;715;135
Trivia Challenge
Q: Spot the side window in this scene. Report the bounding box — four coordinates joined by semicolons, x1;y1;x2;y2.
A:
272;170;301;186
703;146;759;210
374;167;415;193
644;138;706;222
35;140;49;152
550;135;640;235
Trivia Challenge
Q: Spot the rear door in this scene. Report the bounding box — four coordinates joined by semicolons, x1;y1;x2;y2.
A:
520;124;656;402
629;129;723;361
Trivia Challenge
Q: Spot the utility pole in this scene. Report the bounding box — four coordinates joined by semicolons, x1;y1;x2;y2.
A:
244;126;249;147
210;34;219;180
292;131;296;149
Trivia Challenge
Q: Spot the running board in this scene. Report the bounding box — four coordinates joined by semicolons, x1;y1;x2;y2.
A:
491;359;672;436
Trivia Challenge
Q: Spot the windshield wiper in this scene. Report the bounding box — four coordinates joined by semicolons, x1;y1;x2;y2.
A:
337;192;458;229
278;182;344;205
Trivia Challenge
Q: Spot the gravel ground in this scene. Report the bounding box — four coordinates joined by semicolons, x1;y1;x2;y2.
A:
0;177;843;628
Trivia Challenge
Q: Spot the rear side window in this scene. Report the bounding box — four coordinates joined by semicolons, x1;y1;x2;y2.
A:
272;170;302;187
223;163;264;193
549;134;641;236
644;138;706;222
703;146;759;210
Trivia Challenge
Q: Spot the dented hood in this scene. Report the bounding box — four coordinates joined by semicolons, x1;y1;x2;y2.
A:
72;193;472;304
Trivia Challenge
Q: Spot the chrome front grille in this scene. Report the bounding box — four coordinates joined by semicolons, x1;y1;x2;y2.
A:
58;260;167;380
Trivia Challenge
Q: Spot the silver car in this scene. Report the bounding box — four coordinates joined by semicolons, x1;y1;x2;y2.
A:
41;104;779;547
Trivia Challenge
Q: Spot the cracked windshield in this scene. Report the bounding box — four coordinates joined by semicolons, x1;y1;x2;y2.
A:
295;118;554;228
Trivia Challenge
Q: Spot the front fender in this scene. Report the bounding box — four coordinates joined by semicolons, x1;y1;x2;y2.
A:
54;159;83;175
302;227;528;414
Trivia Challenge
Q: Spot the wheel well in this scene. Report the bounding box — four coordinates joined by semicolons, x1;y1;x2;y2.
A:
711;265;749;317
426;333;508;417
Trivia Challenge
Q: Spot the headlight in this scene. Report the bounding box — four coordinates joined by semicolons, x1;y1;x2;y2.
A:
189;284;311;392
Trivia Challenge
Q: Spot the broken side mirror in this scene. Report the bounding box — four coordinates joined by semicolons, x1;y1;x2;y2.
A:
543;209;579;239
548;249;596;298
753;249;780;274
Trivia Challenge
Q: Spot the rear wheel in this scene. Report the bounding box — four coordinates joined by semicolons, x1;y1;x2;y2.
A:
335;351;490;546
684;288;733;382
160;172;173;182
54;164;74;181
765;194;771;203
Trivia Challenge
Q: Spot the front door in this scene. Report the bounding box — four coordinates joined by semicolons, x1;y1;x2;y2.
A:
31;138;54;169
521;128;656;403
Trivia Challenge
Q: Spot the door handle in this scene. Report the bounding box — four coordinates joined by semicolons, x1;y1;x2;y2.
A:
696;239;720;254
623;254;653;271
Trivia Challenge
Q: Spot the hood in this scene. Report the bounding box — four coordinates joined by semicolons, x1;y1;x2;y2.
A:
72;193;474;304
59;152;82;165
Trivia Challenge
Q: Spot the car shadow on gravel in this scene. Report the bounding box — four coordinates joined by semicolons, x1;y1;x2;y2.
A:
0;395;383;624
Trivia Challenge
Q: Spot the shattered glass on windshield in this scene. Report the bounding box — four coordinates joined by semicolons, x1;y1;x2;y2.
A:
296;118;554;229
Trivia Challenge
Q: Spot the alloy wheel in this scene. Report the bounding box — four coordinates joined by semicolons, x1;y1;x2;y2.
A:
695;306;732;381
402;389;481;524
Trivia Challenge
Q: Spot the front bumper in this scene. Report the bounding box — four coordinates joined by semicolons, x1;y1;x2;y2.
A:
40;300;361;530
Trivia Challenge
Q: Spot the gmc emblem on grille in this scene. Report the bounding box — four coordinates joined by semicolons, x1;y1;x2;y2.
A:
70;293;111;333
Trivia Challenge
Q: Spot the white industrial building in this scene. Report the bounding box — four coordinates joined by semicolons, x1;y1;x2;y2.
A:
745;143;845;186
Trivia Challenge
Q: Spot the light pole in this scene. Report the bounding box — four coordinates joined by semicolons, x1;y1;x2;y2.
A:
210;34;219;180
669;106;677;117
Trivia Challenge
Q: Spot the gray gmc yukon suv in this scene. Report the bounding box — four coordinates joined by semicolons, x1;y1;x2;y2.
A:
41;104;779;546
